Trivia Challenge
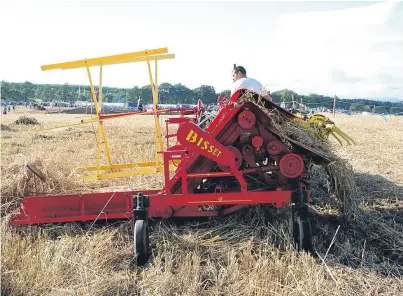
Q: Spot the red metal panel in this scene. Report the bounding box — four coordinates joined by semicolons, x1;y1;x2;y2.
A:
170;111;241;194
177;122;236;167
149;190;292;207
9;188;296;226
8;190;160;226
238;110;256;128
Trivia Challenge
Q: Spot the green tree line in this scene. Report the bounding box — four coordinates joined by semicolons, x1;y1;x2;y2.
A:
271;89;403;114
0;81;224;106
1;81;402;114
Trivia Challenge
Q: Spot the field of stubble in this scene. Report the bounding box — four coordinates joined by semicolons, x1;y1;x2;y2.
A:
1;108;403;296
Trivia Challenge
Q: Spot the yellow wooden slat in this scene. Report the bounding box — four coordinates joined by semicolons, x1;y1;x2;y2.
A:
99;53;175;67
41;48;168;71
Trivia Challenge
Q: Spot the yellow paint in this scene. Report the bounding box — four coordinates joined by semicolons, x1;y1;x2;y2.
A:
41;48;168;70
306;114;356;145
185;130;223;157
38;47;176;181
100;124;113;166
98;64;103;112
145;54;164;168
96;120;101;176
85;64;100;115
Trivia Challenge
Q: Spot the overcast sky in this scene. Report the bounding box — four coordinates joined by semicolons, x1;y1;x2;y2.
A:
1;0;402;100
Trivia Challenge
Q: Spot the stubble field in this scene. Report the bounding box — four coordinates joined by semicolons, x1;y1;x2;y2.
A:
1;108;403;295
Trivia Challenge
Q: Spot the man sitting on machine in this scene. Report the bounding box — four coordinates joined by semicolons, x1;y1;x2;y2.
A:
231;65;271;100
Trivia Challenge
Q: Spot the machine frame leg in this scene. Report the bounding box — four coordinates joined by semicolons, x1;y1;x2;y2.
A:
291;184;314;254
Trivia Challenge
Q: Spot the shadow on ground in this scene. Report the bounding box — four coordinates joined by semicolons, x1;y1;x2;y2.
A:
310;171;403;276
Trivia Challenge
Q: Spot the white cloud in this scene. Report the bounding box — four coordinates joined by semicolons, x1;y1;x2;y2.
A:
267;1;402;99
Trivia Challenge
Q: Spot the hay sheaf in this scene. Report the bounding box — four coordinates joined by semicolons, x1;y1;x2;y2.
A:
13;116;40;125
1;123;12;131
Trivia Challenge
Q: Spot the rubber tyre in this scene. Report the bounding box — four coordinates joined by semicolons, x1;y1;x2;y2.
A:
134;220;149;266
293;216;314;254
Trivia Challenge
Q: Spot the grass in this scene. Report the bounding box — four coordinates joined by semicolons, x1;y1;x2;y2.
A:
1;107;403;295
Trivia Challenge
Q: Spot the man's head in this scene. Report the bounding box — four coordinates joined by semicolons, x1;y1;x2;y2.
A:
232;66;246;82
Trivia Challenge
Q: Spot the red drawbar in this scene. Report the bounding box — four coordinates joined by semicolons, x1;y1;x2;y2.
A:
9;189;295;226
9;190;157;225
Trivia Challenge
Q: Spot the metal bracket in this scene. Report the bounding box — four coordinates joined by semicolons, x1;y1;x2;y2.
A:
133;192;149;221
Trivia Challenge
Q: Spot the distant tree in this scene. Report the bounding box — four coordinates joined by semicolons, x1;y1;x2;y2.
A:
103;93;114;102
61;83;75;101
158;83;174;104
173;83;193;104
219;90;231;97
140;85;152;103
0;81;11;99
22;81;36;100
280;90;298;105
193;85;216;104
349;103;365;112
127;86;141;102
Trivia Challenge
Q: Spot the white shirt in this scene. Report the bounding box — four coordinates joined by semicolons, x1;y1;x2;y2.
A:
231;77;265;96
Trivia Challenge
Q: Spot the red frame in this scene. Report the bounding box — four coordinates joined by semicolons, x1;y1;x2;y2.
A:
8;189;301;225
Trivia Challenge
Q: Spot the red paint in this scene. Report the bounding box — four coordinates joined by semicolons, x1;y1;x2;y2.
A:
267;140;283;156
251;136;263;148
237;110;256;128
217;146;242;172
177;122;235;167
9;190;293;225
279;153;304;178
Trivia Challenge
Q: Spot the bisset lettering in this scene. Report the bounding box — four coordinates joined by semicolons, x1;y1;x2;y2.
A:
185;130;222;156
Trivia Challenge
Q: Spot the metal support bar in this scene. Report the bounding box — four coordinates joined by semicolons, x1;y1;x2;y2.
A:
98;64;103;113
85;64;99;114
100;123;113;166
146;55;163;168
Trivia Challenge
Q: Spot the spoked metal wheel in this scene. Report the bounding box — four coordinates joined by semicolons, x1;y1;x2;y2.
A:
134;219;149;266
293;216;314;254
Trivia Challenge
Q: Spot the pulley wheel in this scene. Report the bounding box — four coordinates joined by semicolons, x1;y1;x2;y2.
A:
279;153;304;179
217;146;242;172
134;220;149;266
237;110;256;128
267;140;282;156
251;136;263;148
241;144;254;156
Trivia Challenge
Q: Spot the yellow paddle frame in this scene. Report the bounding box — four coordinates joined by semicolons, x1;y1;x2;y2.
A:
40;47;178;180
